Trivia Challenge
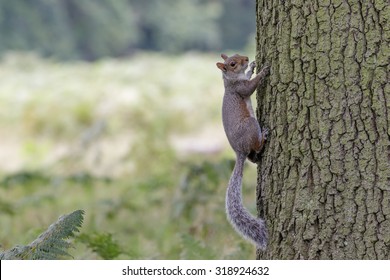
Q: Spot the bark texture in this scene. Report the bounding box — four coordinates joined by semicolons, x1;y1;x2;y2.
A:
255;0;390;259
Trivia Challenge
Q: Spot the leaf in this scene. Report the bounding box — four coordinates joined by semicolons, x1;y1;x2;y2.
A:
0;210;84;260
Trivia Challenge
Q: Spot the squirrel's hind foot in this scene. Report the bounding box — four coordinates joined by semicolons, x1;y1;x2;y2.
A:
247;151;261;163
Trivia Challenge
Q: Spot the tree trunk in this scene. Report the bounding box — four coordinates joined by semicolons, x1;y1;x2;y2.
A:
255;0;389;259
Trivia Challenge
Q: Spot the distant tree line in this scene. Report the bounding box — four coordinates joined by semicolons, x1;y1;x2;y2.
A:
0;0;255;60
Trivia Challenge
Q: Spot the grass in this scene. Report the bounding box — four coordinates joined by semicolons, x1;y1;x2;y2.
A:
0;51;259;259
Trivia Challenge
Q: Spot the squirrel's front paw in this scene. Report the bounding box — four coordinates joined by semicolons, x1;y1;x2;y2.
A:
261;65;271;76
249;61;256;71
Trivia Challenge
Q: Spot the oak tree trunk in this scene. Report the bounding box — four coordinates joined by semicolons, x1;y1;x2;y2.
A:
255;0;389;259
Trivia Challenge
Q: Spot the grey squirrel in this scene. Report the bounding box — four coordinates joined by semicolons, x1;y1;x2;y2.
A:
216;53;270;250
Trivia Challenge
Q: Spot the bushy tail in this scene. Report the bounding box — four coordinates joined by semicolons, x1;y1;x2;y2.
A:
226;153;267;250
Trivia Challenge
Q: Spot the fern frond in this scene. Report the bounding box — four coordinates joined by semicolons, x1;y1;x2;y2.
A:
0;210;84;260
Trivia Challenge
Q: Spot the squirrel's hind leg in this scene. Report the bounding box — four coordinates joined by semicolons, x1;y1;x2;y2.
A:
247;128;269;163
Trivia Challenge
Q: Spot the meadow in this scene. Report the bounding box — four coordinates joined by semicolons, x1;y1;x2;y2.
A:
0;52;259;259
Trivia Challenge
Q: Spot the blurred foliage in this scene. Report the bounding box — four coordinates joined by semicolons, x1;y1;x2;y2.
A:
0;53;259;259
0;0;137;60
173;160;234;220
179;233;216;260
78;232;123;260
0;0;255;60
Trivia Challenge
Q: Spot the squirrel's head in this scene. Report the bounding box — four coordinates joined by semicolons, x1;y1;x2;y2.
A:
216;53;249;79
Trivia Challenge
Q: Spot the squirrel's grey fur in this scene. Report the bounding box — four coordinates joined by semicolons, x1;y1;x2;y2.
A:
216;53;270;250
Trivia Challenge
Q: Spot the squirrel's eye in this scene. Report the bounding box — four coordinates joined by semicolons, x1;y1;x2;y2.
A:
230;62;236;67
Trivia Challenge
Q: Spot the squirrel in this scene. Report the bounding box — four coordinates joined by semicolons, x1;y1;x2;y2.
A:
216;53;270;250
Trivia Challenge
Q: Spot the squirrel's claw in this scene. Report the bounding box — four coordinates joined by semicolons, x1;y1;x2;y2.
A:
262;127;269;140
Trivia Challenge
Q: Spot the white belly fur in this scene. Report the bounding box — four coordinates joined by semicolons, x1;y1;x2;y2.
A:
245;97;255;118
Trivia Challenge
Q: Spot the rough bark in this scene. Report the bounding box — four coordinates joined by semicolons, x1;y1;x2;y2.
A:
255;0;390;259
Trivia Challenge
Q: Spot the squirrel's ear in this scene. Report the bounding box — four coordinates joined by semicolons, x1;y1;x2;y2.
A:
221;54;228;60
216;62;227;72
